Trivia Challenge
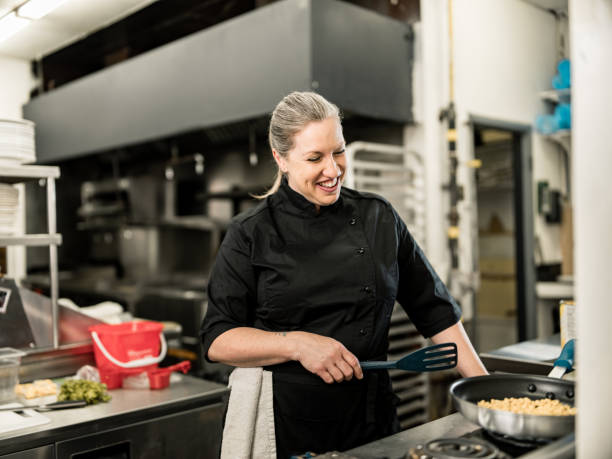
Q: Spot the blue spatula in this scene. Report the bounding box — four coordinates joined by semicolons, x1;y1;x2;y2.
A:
360;342;458;372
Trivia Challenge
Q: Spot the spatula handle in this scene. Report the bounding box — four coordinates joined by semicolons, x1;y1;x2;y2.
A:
554;339;575;370
360;361;395;370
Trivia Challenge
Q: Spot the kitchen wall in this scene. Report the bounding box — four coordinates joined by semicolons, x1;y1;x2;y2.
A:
0;56;34;119
453;0;560;273
0;55;37;280
451;0;565;343
410;0;562;325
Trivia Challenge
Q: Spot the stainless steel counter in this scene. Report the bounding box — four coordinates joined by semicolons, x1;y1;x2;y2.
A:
0;375;229;457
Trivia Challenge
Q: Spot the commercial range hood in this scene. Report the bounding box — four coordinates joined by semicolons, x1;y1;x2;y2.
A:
24;0;414;163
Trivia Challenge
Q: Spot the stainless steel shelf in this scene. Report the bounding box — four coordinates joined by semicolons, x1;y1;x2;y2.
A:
1;163;61;349
0;234;62;247
543;129;571;152
388;304;430;430
0;164;61;183
540;88;571;103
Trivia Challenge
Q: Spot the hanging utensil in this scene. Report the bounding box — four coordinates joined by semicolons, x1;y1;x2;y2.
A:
360;342;458;372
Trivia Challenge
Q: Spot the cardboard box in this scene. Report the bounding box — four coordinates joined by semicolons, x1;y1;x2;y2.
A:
477;258;516;318
560;202;574;275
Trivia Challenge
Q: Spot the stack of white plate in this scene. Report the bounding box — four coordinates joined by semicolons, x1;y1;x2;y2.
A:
0;118;36;165
0;184;19;235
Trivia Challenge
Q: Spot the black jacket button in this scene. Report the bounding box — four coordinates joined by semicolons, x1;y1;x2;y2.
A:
359;329;368;336
357;247;365;255
349;217;357;225
363;286;371;294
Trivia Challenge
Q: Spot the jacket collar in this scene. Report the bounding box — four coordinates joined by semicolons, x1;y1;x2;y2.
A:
275;176;343;217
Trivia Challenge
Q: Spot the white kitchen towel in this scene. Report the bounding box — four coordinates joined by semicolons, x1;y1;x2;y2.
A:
221;367;276;459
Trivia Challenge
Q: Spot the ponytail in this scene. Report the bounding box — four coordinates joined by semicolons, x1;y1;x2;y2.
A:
252;169;284;199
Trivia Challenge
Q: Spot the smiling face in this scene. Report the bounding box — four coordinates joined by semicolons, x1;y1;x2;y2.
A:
273;117;346;211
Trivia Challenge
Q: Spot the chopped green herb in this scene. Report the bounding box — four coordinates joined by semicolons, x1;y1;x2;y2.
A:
58;379;111;405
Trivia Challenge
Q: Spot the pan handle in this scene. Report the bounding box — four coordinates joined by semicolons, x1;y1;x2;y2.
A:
554;339;575;371
360;361;395;370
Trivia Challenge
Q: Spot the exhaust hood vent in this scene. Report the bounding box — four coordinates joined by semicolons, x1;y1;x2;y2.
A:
24;0;414;163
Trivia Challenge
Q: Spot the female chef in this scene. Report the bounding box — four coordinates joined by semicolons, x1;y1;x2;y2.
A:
200;91;487;457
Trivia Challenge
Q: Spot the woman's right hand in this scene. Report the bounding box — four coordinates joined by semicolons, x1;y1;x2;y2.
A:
288;331;363;384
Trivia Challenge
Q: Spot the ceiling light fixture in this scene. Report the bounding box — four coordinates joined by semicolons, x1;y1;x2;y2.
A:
17;0;69;20
0;12;30;43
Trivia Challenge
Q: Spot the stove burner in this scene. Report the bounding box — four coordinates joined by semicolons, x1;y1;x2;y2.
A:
482;430;551;450
408;437;510;459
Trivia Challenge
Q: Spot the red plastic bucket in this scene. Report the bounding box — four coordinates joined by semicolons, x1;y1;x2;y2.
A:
89;321;167;389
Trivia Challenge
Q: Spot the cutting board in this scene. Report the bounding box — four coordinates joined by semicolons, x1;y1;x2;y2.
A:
0;404;50;435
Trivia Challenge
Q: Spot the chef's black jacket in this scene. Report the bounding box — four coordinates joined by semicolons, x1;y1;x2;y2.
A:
200;178;461;457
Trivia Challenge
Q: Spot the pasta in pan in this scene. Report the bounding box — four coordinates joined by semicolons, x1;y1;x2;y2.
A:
478;397;576;416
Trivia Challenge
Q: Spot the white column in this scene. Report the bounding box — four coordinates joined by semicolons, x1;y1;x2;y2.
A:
570;0;612;457
419;0;451;281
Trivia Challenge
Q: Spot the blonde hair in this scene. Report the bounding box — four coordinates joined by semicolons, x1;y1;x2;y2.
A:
256;91;340;199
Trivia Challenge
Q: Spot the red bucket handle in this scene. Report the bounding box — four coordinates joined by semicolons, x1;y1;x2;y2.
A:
91;330;167;368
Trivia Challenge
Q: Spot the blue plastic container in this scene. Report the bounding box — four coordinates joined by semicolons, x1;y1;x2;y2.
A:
554;103;571;130
558;59;570;87
536;114;558;135
552;59;571;89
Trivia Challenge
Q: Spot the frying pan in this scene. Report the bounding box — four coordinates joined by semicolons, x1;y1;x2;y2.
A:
450;342;575;439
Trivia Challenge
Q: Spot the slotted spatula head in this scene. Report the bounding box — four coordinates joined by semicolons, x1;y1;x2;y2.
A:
395;342;458;372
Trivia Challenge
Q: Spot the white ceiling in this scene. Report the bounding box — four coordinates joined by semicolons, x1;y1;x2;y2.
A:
0;0;158;60
0;0;569;61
